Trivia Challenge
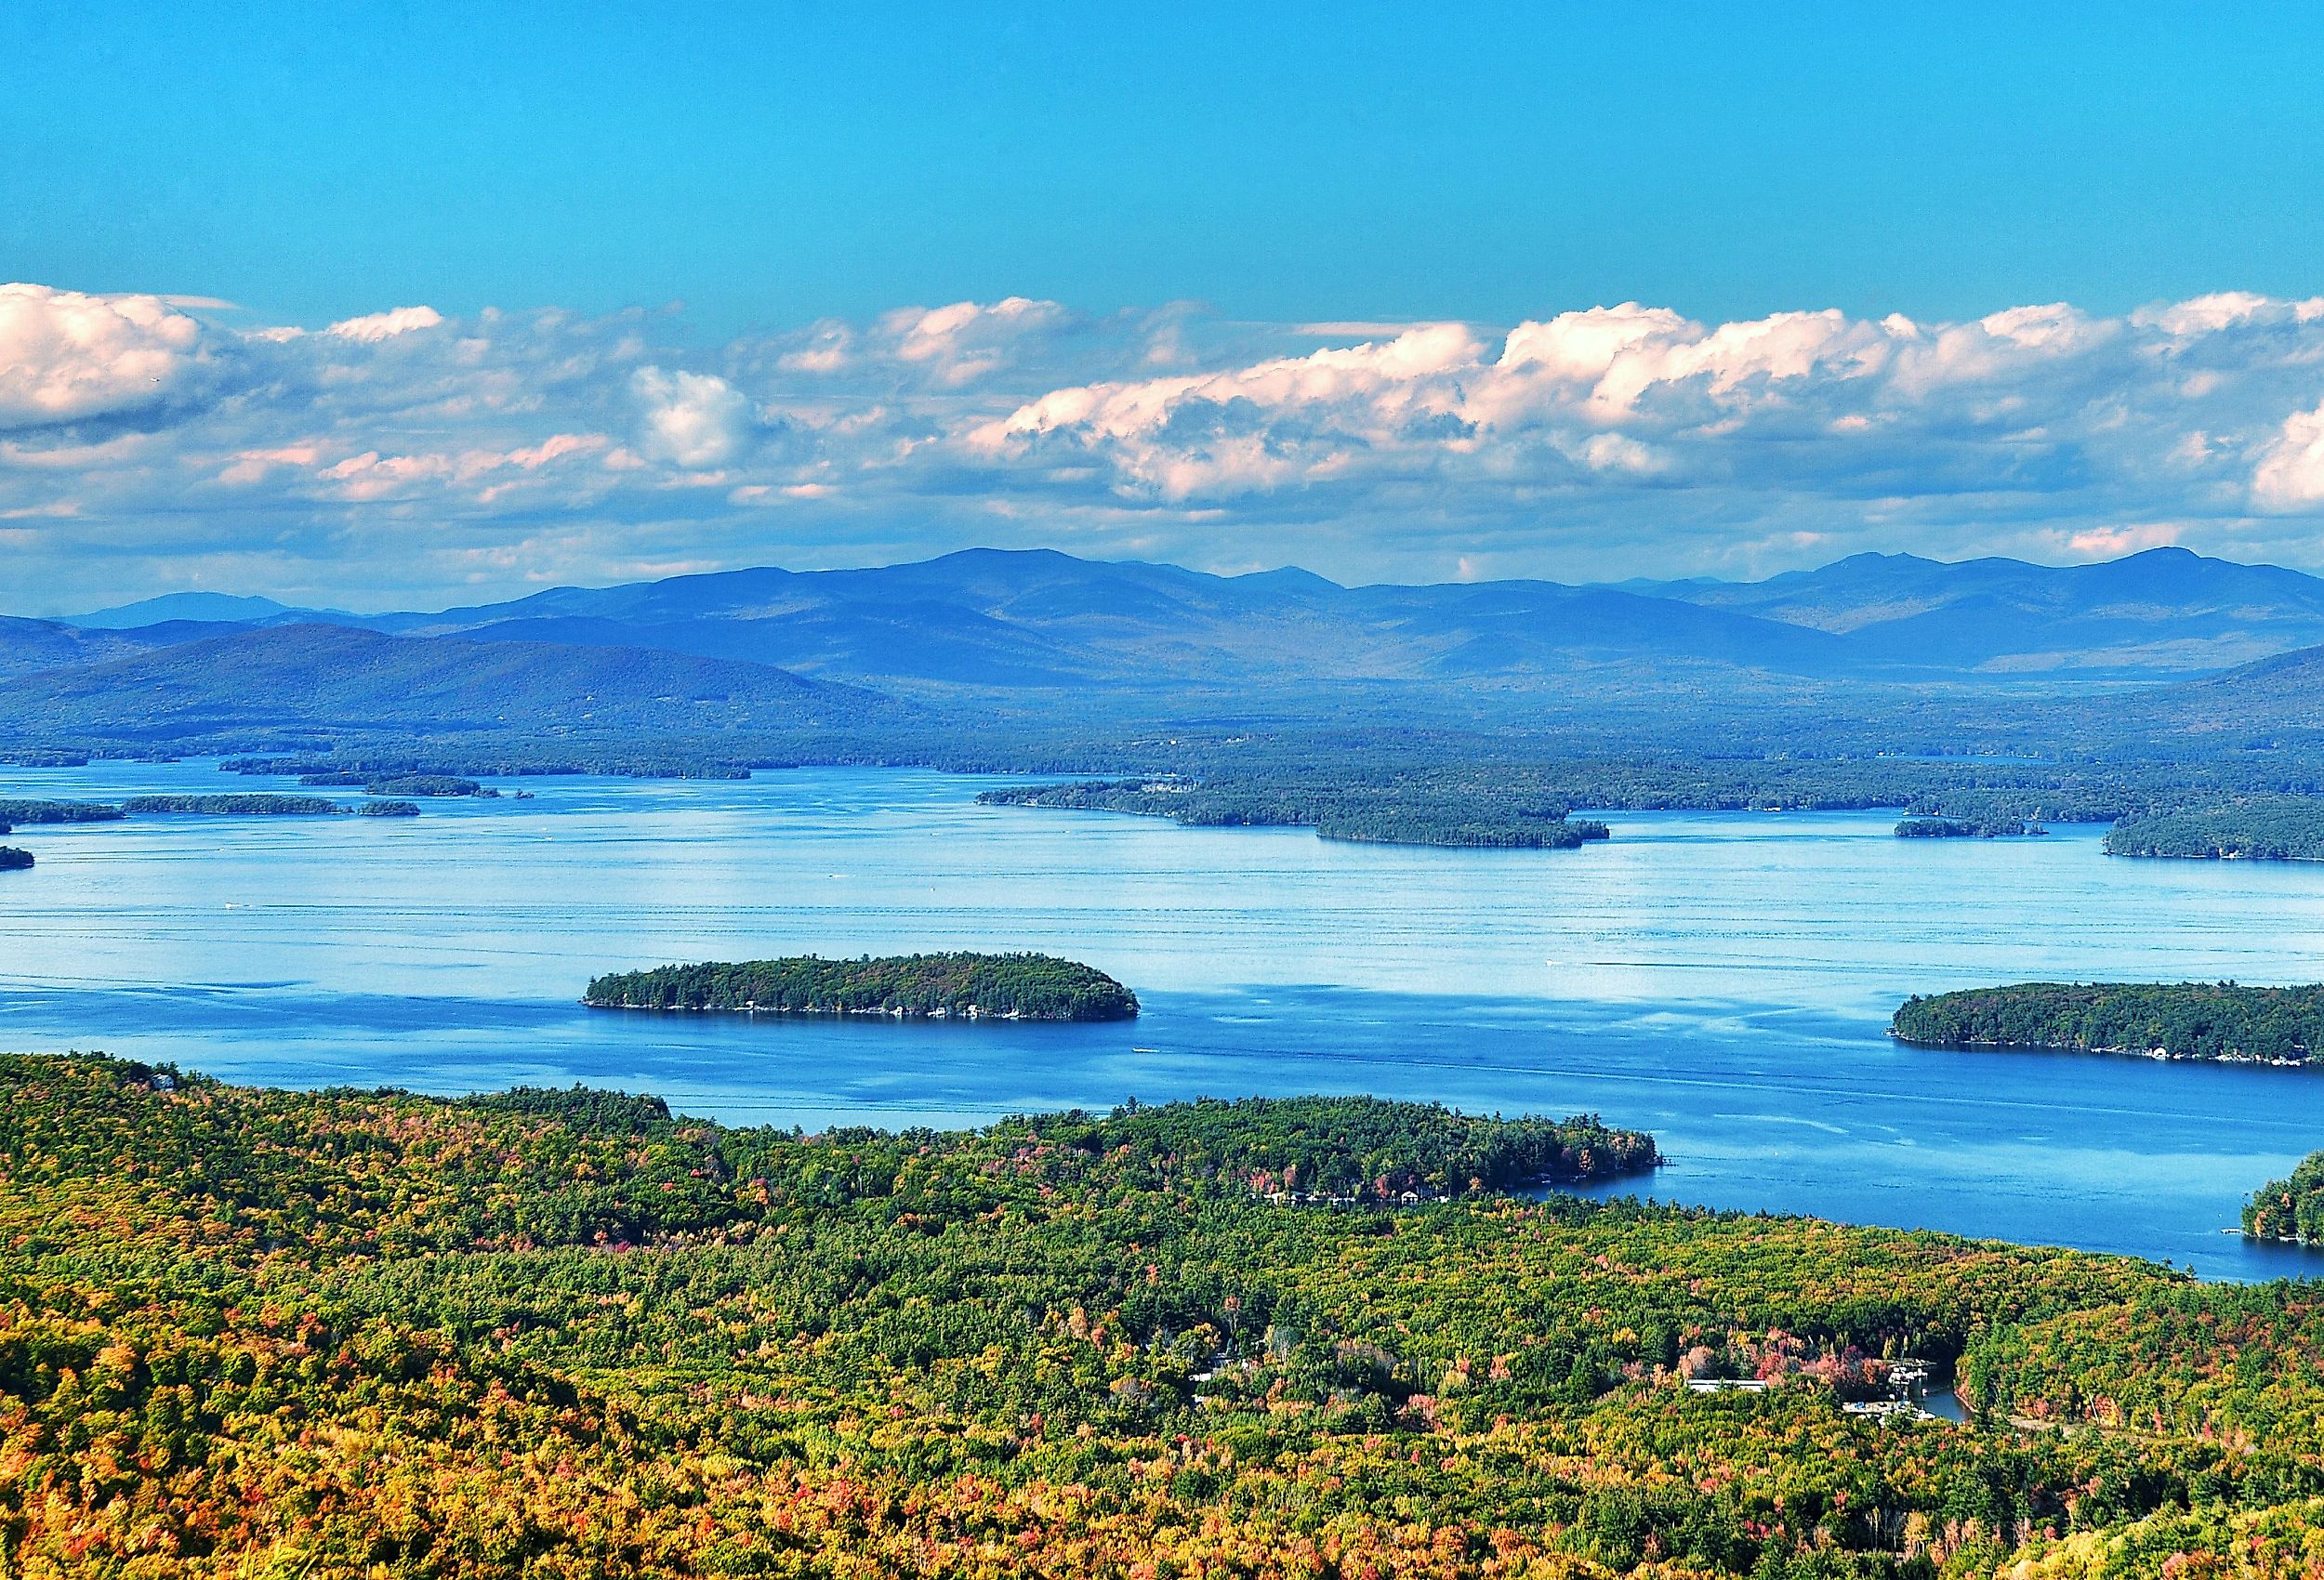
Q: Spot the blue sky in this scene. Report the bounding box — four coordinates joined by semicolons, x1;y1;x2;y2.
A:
6;3;2324;608
13;2;2324;332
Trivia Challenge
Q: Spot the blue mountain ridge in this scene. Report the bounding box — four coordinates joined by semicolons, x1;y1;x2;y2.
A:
16;545;2324;708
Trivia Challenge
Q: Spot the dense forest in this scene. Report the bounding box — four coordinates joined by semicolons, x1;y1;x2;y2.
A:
2243;1152;2324;1243
584;952;1142;1021
2104;797;2324;860
6;1055;2324;1577
1893;981;2324;1064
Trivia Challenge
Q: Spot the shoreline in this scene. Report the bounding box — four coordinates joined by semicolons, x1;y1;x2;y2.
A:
581;997;1117;1022
1888;1030;2313;1069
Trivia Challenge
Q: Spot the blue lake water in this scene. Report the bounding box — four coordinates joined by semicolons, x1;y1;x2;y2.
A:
4;758;2323;1280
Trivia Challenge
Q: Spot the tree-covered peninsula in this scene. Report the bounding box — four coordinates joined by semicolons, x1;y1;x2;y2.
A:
2243;1152;2324;1243
1104;1095;1661;1193
15;1053;2324;1576
1893;981;2324;1065
2103;797;2324;860
585;951;1142;1020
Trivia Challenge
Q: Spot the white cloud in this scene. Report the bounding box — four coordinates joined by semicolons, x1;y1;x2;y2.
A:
217;443;324;486
2066;522;2182;557
881;296;1069;385
631;367;748;467
326;305;445;342
775;321;854;375
2253;401;2324;509
968;293;2323;526
973;323;1486;498
0;283;206;429
7;281;2324;608
2133;291;2324;337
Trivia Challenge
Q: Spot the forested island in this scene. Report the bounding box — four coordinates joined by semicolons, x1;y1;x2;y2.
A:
2103;797;2324;860
122;793;346;815
585;951;1142;1020
0;846;31;870
13;1053;2324;1576
980;778;1612;849
1893;981;2324;1064
1895;816;2046;838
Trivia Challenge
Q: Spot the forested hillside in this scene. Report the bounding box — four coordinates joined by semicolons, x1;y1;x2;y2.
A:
5;1055;2324;1577
0;623;905;743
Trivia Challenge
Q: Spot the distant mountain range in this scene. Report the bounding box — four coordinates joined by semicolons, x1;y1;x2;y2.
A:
1634;548;2324;676
7;545;2324;749
36;544;2324;690
356;551;1864;691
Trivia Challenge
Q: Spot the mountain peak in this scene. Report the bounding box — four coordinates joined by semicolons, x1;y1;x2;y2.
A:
63;592;316;629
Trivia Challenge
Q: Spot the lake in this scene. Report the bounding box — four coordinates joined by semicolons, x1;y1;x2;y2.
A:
4;757;2322;1280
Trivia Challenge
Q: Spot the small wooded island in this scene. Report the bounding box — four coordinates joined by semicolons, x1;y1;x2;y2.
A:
1894;981;2324;1065
585;951;1141;1020
1894;816;2046;838
0;847;31;871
